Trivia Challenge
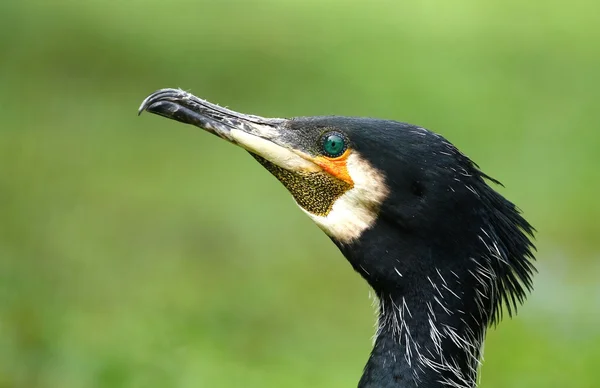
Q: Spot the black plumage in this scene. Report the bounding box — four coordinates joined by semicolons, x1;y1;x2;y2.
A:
139;89;536;388
288;117;536;387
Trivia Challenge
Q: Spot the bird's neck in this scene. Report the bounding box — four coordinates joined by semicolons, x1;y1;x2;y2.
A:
336;228;486;388
358;293;483;388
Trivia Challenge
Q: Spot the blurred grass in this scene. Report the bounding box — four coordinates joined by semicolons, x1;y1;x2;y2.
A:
0;0;598;387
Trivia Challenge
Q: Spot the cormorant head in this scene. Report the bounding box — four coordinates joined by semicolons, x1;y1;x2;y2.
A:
139;89;536;330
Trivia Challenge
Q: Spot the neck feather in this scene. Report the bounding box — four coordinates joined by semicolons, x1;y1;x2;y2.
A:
358;291;484;388
334;185;535;388
336;226;491;388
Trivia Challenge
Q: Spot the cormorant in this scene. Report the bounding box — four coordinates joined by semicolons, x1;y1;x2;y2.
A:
138;89;536;388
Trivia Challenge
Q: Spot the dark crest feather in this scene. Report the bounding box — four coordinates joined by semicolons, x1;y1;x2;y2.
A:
458;149;537;326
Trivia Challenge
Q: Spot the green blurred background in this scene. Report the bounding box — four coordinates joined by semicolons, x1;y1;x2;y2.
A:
1;0;598;387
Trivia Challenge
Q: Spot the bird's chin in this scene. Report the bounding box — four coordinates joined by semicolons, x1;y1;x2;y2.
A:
250;154;352;217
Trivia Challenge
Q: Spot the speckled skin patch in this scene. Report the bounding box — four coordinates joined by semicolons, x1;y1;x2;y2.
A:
252;154;353;216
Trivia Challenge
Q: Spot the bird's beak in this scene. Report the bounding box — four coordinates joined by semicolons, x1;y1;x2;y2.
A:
138;88;320;173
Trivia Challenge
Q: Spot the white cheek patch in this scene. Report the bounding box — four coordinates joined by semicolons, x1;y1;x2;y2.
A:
300;152;389;243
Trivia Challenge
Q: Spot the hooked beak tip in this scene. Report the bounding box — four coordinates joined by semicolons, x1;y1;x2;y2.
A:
136;88;320;174
138;88;184;116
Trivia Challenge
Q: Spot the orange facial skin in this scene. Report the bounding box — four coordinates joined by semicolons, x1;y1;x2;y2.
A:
313;148;354;187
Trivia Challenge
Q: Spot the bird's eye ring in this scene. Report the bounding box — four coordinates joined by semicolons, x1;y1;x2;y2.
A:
320;132;347;158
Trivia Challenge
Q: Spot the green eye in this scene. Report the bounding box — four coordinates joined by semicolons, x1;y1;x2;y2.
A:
320;132;347;158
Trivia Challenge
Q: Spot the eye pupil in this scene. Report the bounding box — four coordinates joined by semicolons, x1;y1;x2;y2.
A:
321;132;347;157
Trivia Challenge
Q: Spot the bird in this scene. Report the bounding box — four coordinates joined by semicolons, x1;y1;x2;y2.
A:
138;88;536;388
